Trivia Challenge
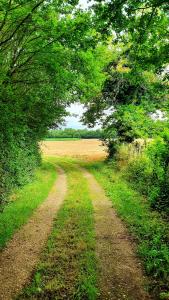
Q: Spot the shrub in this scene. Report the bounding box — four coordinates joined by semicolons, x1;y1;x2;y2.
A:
126;154;154;196
0;137;41;210
125;138;169;212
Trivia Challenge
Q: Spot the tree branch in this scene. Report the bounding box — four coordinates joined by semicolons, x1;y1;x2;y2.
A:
0;0;45;47
9;36;61;76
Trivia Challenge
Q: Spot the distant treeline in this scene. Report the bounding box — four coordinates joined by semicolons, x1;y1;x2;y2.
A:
46;128;103;139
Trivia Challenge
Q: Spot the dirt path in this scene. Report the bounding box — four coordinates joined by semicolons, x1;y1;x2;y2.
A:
0;167;67;300
82;168;151;300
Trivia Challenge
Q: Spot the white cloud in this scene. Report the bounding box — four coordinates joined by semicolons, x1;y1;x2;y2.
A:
62;103;101;129
62;103;85;129
150;110;168;121
78;0;94;9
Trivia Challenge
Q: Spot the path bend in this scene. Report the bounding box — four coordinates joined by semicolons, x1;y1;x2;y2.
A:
0;167;67;300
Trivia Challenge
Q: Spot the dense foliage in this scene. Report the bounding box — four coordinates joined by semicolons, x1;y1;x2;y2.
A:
93;0;169;69
82;0;169;213
0;0;109;207
124;136;169;213
83;47;169;150
83;0;169;146
46;128;103;139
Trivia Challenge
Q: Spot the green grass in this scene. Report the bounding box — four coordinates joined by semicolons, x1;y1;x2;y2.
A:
85;161;169;299
44;137;81;141
19;158;98;300
0;160;57;250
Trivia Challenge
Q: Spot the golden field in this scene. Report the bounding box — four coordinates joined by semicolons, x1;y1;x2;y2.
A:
40;139;107;161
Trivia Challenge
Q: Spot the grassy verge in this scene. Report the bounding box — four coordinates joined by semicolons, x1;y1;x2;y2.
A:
19;158;98;300
0;160;57;250
85;161;169;300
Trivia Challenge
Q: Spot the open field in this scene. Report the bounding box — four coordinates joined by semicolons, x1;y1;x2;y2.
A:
44;138;80;141
40;139;107;160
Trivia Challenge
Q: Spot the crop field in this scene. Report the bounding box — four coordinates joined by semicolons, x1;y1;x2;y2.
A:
40;139;107;160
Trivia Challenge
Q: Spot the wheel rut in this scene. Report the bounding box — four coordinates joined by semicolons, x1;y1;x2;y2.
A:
82;168;151;300
0;167;67;300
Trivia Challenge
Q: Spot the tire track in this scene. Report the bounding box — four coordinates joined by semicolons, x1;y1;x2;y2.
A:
82;168;151;300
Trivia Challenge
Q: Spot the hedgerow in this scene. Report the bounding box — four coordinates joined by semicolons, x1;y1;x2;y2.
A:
126;137;169;213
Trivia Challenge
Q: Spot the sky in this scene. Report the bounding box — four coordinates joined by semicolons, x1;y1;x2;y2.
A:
79;0;91;9
63;104;87;129
63;103;101;129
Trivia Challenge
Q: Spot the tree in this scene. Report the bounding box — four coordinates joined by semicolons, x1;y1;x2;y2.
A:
92;0;169;69
82;0;169;153
0;0;107;207
82;41;169;155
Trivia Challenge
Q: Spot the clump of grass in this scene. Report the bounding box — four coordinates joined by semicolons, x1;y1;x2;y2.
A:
19;159;98;300
0;160;57;250
86;161;169;299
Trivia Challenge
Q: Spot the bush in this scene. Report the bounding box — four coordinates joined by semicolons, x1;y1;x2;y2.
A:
0;137;41;210
126;154;154;195
125;138;169;212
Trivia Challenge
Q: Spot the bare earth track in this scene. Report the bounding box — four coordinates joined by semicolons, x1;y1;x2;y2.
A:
0;168;67;300
82;168;151;300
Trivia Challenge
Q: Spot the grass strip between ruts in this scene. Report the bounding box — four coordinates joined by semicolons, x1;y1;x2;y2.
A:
19;158;98;300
